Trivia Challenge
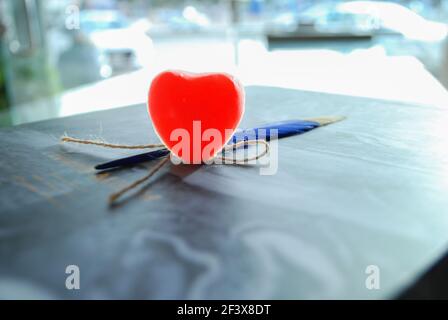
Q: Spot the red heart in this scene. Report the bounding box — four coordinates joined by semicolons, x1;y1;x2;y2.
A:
148;71;244;164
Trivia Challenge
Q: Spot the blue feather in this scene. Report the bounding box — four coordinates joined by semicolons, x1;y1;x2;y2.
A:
232;120;319;143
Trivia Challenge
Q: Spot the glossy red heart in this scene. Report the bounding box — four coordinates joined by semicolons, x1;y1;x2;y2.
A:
148;70;244;164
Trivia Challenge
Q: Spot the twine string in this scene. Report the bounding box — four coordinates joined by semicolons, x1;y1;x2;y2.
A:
61;136;165;149
61;135;269;204
109;157;170;204
220;139;269;163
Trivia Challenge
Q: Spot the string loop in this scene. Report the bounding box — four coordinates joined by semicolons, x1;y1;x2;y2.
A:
220;139;270;163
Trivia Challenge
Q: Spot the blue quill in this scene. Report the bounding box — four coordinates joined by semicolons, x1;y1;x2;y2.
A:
95;116;344;170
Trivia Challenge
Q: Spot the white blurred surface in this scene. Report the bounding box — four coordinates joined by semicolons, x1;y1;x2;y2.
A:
5;38;448;126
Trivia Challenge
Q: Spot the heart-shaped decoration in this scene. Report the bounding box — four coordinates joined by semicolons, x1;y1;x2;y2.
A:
148;70;244;164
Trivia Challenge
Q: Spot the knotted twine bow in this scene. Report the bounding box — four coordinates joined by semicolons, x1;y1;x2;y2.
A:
61;135;269;205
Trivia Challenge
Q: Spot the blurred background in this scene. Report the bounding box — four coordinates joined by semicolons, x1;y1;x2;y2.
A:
1;0;448;127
